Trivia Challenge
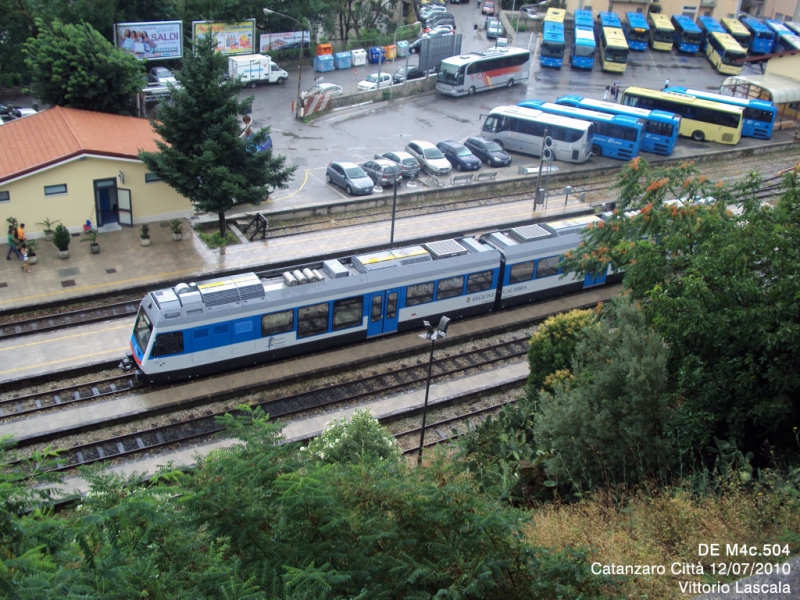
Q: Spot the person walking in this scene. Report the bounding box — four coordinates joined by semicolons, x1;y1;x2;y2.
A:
610;83;618;101
16;223;26;244
6;226;21;260
603;85;610;101
663;77;670;90
20;244;30;273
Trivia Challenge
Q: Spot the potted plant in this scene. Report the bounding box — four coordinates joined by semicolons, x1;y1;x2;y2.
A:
37;217;61;241
170;219;184;241
140;223;151;246
25;239;39;264
52;223;71;259
81;229;100;253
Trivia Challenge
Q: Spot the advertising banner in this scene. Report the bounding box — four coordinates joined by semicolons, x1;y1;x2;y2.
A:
193;20;256;55
114;21;182;61
259;31;311;53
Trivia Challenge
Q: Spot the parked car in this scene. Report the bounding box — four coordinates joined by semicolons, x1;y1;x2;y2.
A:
464;136;512;167
424;13;456;29
485;17;504;38
482;1;495;14
393;65;426;84
325;161;375;195
380;151;422;178
436;140;482;172
405;140;452;176
361;159;402;187
419;4;447;19
357;72;393;91
0;105;36;122
409;29;454;53
424;23;455;34
520;4;546;19
301;83;344;98
148;67;177;85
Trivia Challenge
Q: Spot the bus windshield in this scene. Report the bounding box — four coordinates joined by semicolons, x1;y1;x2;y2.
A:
437;62;461;85
542;41;565;57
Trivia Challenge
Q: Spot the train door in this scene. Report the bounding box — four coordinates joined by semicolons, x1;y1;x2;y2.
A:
367;288;400;336
583;265;608;287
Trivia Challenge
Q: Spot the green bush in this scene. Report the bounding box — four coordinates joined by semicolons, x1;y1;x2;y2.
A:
52;223;70;251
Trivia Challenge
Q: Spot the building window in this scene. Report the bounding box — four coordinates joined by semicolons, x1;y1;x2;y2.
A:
44;184;68;196
145;172;162;183
0;191;9;203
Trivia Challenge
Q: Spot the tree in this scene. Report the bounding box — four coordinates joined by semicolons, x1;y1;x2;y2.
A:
560;159;800;463
23;19;143;114
139;35;296;237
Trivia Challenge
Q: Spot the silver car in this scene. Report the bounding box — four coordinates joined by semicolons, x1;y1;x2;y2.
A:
404;140;451;176
325;161;374;195
380;151;421;178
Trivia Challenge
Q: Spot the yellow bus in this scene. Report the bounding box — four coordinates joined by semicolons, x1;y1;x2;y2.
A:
621;86;743;144
706;32;746;75
544;8;566;23
599;27;629;72
648;13;675;51
721;17;752;50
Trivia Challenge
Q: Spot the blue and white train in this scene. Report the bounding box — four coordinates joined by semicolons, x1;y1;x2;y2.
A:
127;215;617;382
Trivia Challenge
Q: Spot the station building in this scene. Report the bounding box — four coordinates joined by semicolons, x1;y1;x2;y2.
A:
0;106;191;239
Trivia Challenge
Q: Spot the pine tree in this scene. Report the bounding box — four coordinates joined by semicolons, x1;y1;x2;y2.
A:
139;35;296;237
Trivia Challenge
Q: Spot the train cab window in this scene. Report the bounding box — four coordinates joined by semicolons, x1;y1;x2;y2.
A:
371;296;382;322
436;276;464;300
406;282;434;306
262;310;294;336
298;303;330;338
535;256;561;278
387;293;397;319
133;310;153;352
150;332;184;357
509;262;534;283
333;297;363;330
467;270;493;293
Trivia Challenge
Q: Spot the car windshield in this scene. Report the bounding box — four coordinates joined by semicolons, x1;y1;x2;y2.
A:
423;148;445;159
346;167;367;178
455;147;471;156
484;142;503;152
156;69;171;77
384;165;400;175
402;158;417;167
366;75;379;83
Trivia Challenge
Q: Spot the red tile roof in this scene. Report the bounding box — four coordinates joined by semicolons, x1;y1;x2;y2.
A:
0;106;161;183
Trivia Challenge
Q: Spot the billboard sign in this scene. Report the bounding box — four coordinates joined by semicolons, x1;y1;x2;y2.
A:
259;31;311;53
114;21;183;61
193;20;256;55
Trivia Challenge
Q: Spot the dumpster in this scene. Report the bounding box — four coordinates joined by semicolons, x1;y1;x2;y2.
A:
334;51;351;69
384;44;397;60
368;46;385;64
315;43;333;56
313;53;334;72
396;40;409;57
351;48;367;66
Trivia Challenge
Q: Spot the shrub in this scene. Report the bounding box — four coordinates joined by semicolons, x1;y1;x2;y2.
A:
52;223;70;251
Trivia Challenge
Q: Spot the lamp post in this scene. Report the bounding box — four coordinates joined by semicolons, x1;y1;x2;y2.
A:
417;316;450;466
389;22;419;102
264;8;305;119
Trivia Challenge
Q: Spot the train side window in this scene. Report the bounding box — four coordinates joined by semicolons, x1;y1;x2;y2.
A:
261;310;294;336
371;296;382;322
406;282;434;305
387;293;397;319
436;275;464;300
535;256;561;278
467;270;493;292
297;302;330;338
509;262;534;283
333;297;363;330
150;332;184;357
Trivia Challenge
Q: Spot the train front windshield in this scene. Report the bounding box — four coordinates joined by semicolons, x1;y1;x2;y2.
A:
133;308;153;353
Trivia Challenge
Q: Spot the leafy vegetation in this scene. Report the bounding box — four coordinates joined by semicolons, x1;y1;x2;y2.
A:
139;35;296;238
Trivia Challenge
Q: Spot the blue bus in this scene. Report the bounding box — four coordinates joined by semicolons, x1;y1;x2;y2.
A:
697;15;726;51
556;94;681;155
519;99;644;161
571;9;596;69
664;86;777;139
739;16;775;54
671;14;703;53
764;19;800;52
541;21;566;68
598;11;622;29
574;9;594;30
624;12;650;51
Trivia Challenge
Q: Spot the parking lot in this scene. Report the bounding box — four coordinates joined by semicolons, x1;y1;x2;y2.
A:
243;5;771;213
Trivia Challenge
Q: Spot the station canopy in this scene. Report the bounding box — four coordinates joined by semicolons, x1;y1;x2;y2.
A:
721;73;800;104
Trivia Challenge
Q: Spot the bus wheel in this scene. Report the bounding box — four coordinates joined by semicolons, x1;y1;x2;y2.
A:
507;78;514;87
591;144;602;156
691;130;705;142
468;86;476;95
